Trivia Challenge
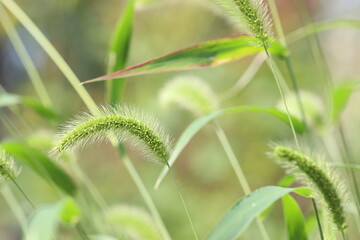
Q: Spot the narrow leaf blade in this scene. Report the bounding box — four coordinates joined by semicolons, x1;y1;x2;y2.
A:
154;106;305;189
107;0;135;105
84;37;286;83
0;93;58;120
282;195;307;240
287;19;360;44
26;198;80;240
1;142;77;196
331;81;358;122
207;186;295;240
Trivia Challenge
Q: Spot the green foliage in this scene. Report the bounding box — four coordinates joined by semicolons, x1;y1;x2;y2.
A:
107;0;135;105
0;150;21;181
0;93;58;120
155;106;305;188
206;186;298;240
83;36;287;83
25;197;80;240
1;142;77;196
330;81;358;123
282;194;307;240
273;146;346;230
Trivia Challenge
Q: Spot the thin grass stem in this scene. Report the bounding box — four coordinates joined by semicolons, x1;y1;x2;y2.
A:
0;0;98;113
1;185;27;233
341;229;347;240
164;160;198;240
0;3;171;239
220;53;266;100
213;122;270;240
122;154;171;240
0;5;52;106
312;198;325;240
263;44;300;151
10;177;35;210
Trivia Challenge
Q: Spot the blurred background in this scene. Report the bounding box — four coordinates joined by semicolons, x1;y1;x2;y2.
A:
0;0;360;239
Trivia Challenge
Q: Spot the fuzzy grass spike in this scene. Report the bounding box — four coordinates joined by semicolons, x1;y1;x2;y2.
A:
159;75;218;116
273;146;346;230
52;105;171;164
0;150;21;181
216;0;271;42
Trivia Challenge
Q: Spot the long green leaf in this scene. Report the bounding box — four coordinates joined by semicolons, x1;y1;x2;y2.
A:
282;195;307;240
287;19;360;44
0;93;58;120
206;186;297;240
330;81;358;122
26;198;80;240
107;0;135;105
154;106;305;189
1;142;77;196
83;37;287;83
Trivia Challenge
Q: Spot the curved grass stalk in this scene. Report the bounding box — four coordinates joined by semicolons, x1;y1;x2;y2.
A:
213;122;270;240
1;185;28;233
0;5;51;106
220;53;266;101
263;45;300;150
122;154;171;240
0;2;172;239
0;0;98;114
54;105;200;240
274;146;346;232
0;3;111;224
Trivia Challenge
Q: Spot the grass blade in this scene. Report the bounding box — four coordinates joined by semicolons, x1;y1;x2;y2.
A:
287;19;360;44
25;198;80;240
84;37;287;83
0;93;58;120
1;142;77;196
154;106;305;189
107;0;135;105
206;186;297;240
330;81;358;123
1;0;98;113
282;194;308;240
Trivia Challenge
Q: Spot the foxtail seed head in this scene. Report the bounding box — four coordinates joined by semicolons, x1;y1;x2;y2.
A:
159;75;218;116
0;150;21;181
216;0;271;42
51;105;172;164
273;146;346;230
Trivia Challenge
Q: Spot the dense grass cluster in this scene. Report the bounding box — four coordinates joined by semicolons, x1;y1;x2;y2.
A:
0;0;358;239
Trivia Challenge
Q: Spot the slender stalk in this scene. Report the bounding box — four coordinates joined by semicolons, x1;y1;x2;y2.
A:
0;109;21;138
338;126;360;215
293;0;360;224
220;53;266;101
267;0;315;144
341;229;347;240
164;161;198;240
213;122;270;240
0;5;52;106
122;155;171;240
312;198;325;240
10;177;35;210
1;3;171;239
71;161;108;211
263;44;300;150
1;0;98;114
1;185;28;233
76;223;90;240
